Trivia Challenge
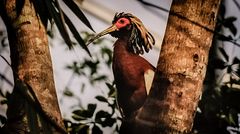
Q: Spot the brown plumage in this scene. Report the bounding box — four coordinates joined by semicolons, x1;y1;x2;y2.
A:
87;12;155;126
112;38;155;118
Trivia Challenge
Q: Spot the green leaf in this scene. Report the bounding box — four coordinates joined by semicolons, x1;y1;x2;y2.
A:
101;117;116;127
213;58;227;69
0;99;7;104
47;30;54;38
0;90;4;97
77;124;90;134
5;91;11;100
95;110;110;121
101;47;113;66
72;104;96;119
72;113;86;121
217;34;233;42
87;104;97;115
223;17;237;26
92;75;107;81
33;0;49;27
219;47;229;62
63;90;74;97
63;12;92;56
66;61;85;75
228;24;237;36
62;0;95;32
95;111;116;127
92;125;103;134
228;113;236;125
95;96;108;103
82;59;99;75
45;0;73;48
222;17;237;35
0;115;7;124
65;121;90;134
232;57;240;65
72;109;85;116
106;82;116;97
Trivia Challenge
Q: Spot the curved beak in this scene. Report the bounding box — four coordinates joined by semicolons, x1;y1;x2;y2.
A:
86;24;118;46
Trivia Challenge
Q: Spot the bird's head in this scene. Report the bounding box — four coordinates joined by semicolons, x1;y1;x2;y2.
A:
87;12;155;54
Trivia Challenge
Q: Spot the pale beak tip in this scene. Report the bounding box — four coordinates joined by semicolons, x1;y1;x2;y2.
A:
85;41;91;46
86;38;95;46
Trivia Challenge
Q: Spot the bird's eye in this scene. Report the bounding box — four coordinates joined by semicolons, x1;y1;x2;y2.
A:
119;19;125;24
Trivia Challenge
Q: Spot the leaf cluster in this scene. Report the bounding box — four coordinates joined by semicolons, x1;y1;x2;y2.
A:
193;3;240;133
215;4;240;45
194;49;240;134
65;32;113;85
0;89;10;125
11;0;94;56
62;32;120;133
64;82;120;134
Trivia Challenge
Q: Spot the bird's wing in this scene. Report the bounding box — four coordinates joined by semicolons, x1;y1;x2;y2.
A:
144;69;154;95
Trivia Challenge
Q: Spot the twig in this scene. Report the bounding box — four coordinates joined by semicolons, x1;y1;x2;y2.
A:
138;0;240;47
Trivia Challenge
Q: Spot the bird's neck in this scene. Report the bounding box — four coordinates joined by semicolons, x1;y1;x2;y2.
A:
113;37;133;56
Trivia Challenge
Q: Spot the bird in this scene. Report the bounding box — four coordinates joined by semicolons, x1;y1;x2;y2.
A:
87;12;155;129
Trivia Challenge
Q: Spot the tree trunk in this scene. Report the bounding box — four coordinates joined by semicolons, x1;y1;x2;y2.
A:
134;0;221;133
0;0;66;133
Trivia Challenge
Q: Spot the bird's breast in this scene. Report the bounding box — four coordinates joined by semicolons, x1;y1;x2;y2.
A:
112;39;153;90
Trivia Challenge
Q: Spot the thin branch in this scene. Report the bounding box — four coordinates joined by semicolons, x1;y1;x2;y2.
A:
0;73;14;87
233;0;240;12
137;0;169;12
0;55;14;86
138;0;240;47
0;55;11;67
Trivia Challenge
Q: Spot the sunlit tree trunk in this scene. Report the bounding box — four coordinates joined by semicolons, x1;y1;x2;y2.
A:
0;0;66;133
134;0;222;133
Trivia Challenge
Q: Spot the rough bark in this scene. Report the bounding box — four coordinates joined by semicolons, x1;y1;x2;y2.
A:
134;0;221;134
0;0;66;133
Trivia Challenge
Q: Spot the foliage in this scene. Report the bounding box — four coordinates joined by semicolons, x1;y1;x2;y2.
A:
42;0;94;55
0;0;121;132
193;48;240;134
0;0;95;129
215;2;240;44
137;1;240;133
1;0;240;133
193;3;240;134
0;90;9;126
0;29;11;126
0;0;94;55
64;82;120;134
62;32;121;133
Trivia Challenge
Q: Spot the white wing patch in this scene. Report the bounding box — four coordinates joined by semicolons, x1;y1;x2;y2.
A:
144;69;154;95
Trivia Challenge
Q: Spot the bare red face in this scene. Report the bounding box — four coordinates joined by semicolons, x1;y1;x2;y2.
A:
115;18;130;29
86;17;132;45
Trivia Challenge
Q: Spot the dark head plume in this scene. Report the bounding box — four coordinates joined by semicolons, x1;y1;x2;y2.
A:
113;12;155;55
86;12;155;55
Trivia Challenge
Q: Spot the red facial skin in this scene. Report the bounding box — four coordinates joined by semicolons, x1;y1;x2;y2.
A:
115;18;130;29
